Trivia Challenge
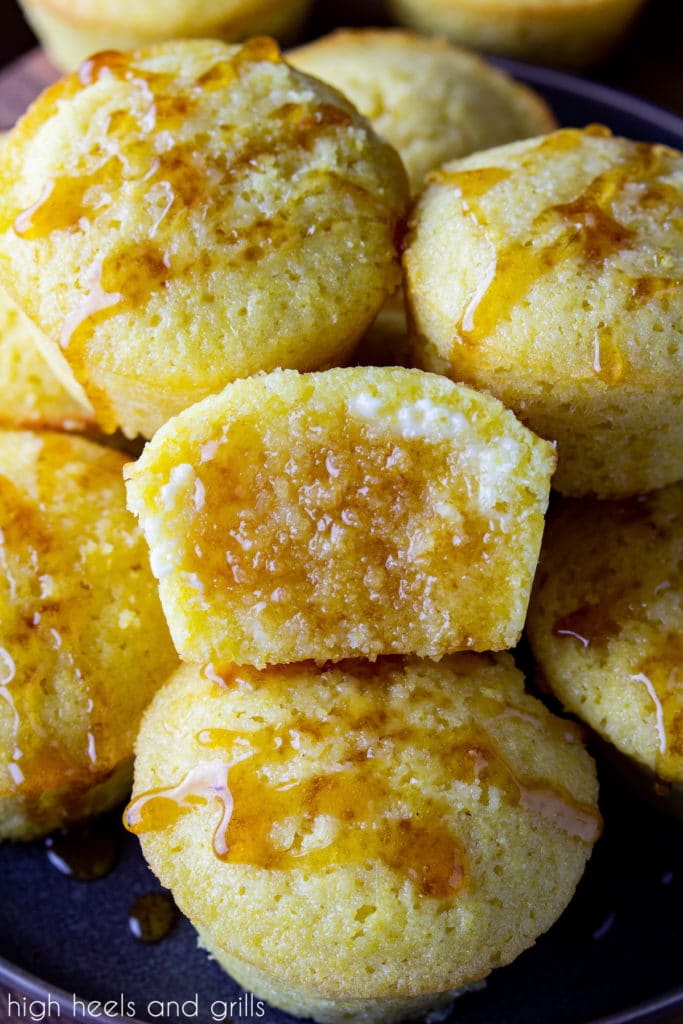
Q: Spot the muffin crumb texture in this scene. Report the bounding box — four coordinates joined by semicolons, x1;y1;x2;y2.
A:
125;367;555;666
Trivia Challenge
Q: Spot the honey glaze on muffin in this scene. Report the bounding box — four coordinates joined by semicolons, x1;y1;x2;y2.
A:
125;655;600;1021
126;662;600;890
0;430;178;838
528;488;683;786
440;127;680;361
405;126;683;498
0;38;408;437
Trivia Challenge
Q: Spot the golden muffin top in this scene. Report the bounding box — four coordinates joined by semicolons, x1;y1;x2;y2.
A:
289;28;556;193
125;366;555;666
405;125;683;389
527;486;683;783
0;38;408;437
0;430;178;799
128;654;600;998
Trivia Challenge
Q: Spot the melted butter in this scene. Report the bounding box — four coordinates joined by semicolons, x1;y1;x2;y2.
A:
633;633;683;781
13;142;206;245
630;275;683;303
125;697;601;896
530;125;610;156
151;143;212;208
550;194;634;263
451;133;679;372
197;62;237;90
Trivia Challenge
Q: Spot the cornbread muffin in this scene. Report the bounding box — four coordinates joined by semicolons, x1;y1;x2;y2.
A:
0;286;95;431
0;430;178;840
527;486;683;792
125;366;555;667
404;126;683;498
19;0;313;72
126;654;601;1024
0;130;93;431
386;0;647;70
0;39;408;439
288;29;556;194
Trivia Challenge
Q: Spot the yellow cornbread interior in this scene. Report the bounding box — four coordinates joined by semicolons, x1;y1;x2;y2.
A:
0;38;408;437
127;655;599;1012
0;430;178;838
527;485;683;783
125;367;556;666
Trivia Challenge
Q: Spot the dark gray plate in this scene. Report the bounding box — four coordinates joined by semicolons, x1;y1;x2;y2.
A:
1;57;682;1024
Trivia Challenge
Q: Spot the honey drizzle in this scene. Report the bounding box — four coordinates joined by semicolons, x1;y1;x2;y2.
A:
125;708;601;897
44;816;120;880
10;37;364;364
128;892;177;943
632;634;683;781
448;132;679;380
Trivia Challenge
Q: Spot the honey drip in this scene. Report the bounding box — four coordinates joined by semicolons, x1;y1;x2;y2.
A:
428;166;511;210
78;50;146;87
44;817;120;881
633;634;683;781
591;328;624;385
234;36;281;65
451;134;679;373
125;706;601;897
129;892;177;943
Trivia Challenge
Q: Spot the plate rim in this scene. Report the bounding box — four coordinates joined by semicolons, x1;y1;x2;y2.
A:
494;55;683;142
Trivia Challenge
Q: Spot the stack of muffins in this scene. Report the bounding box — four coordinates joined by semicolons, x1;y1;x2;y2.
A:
0;19;680;1024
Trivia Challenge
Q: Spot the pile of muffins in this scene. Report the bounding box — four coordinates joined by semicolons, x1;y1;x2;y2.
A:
0;10;681;1024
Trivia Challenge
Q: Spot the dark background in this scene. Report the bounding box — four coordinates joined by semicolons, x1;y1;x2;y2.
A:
1;0;683;116
0;3;681;1024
